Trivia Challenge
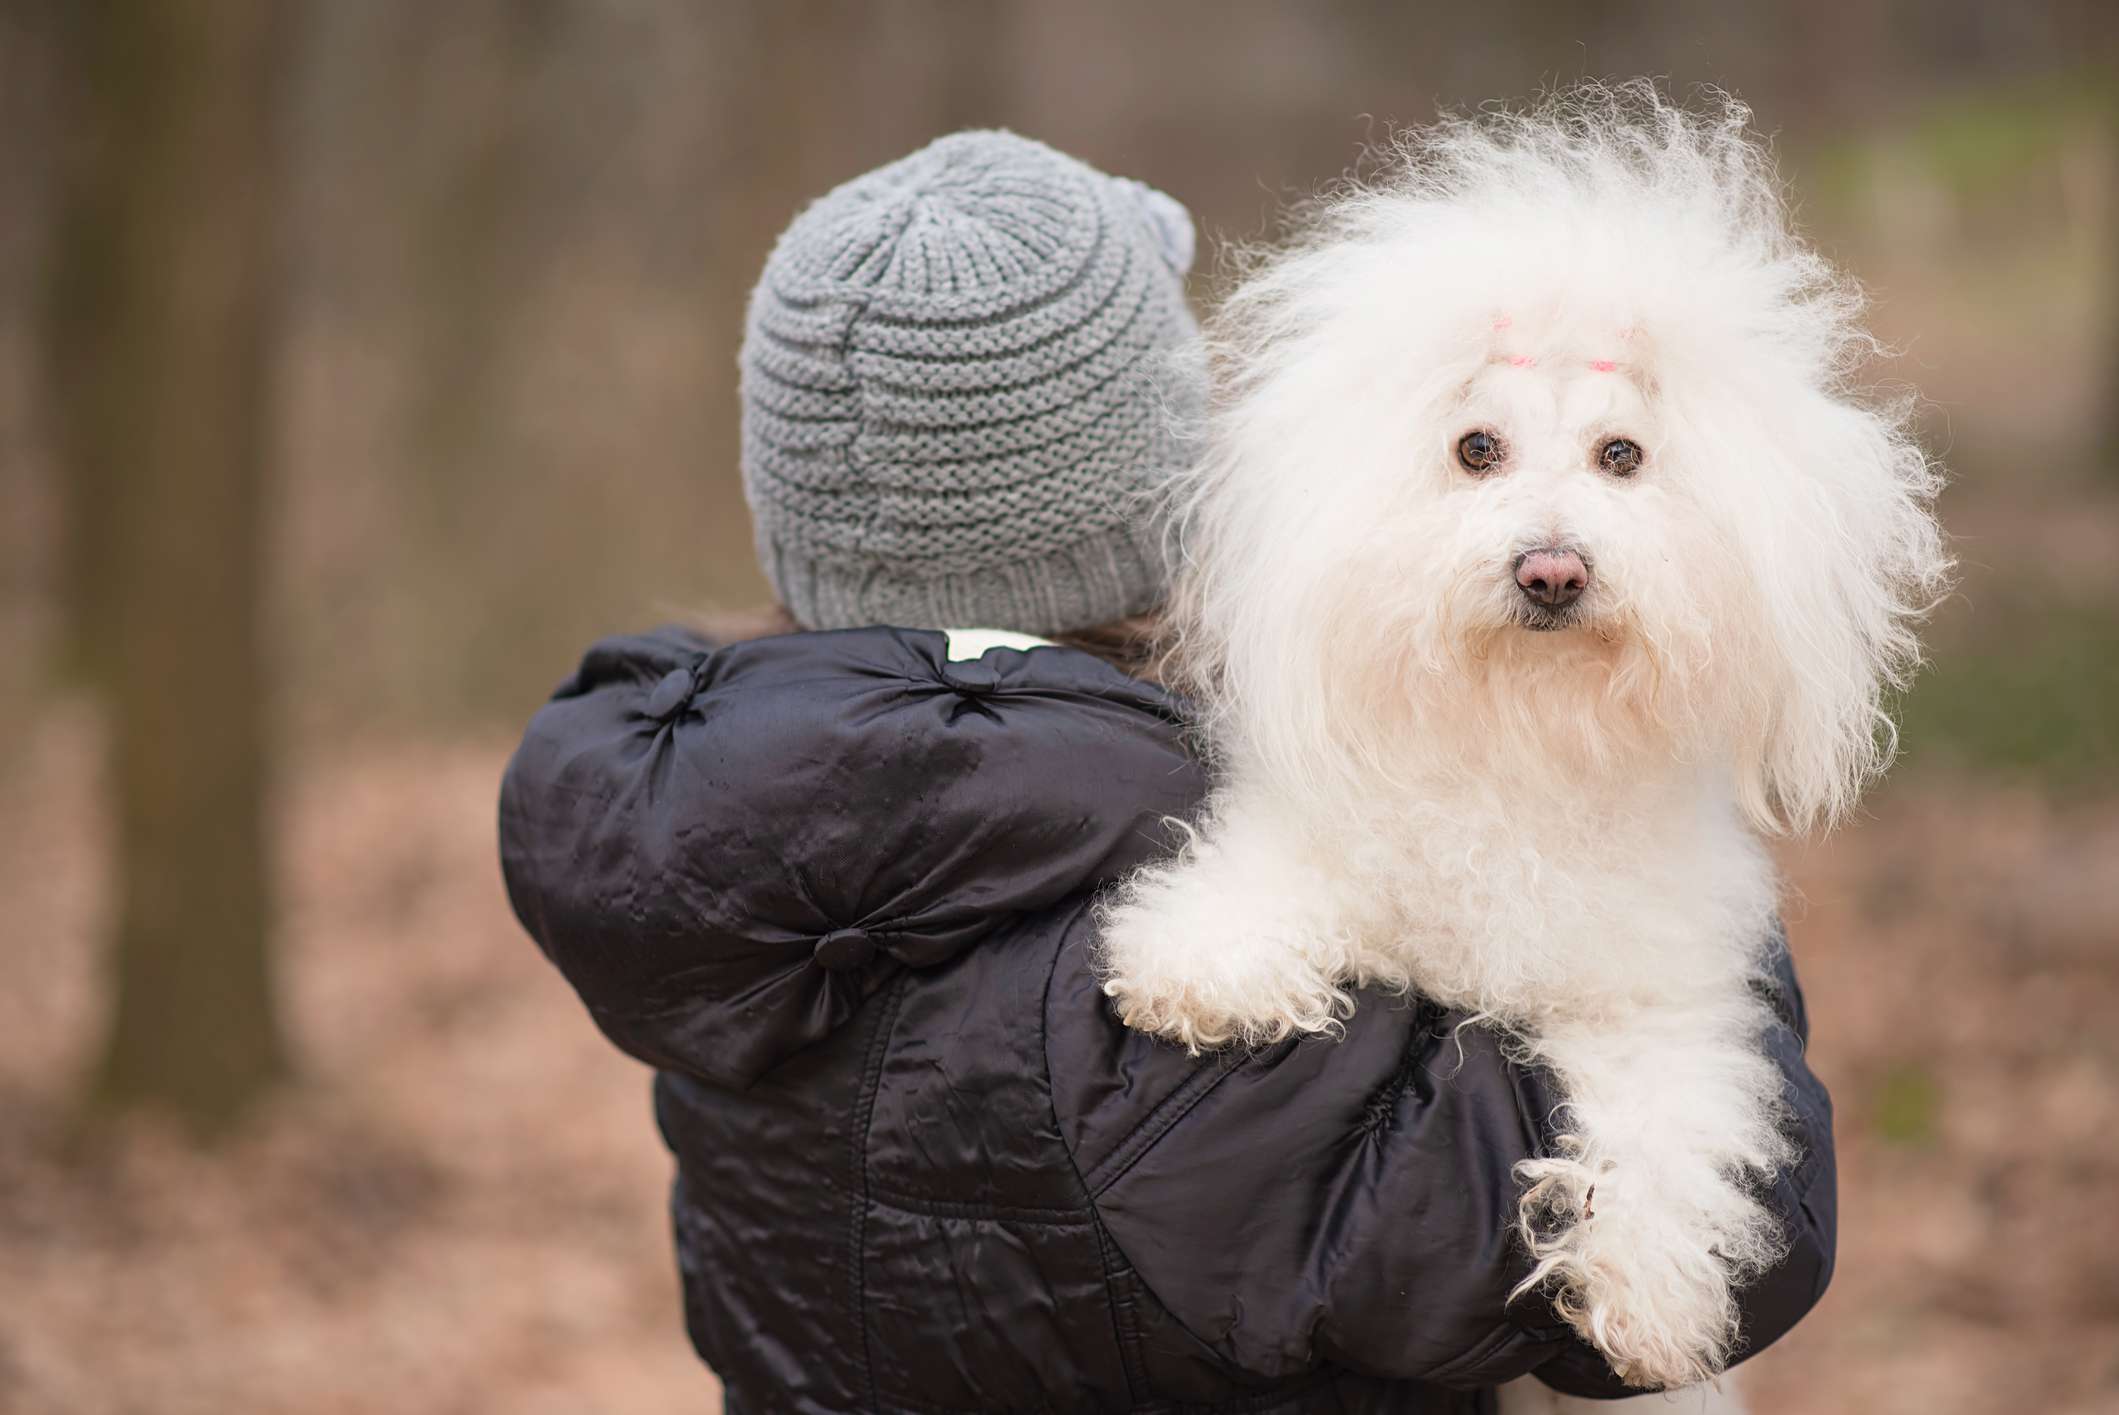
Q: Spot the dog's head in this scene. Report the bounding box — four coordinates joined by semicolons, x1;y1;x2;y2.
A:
1170;84;1949;833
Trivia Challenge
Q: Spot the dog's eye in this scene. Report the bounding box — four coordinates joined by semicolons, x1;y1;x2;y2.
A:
1597;438;1644;477
1456;430;1505;474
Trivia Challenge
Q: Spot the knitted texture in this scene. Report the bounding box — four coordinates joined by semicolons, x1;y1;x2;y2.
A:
739;130;1203;635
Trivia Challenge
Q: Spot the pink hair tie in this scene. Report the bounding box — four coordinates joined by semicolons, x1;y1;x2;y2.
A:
1507;354;1536;368
1589;359;1618;373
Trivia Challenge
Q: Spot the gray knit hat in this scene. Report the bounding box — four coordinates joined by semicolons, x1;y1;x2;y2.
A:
739;130;1203;635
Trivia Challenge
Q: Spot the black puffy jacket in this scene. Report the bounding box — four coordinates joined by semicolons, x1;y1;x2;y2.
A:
499;626;1836;1414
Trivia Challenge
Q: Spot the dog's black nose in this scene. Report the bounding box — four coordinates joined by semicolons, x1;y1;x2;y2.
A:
1515;547;1589;610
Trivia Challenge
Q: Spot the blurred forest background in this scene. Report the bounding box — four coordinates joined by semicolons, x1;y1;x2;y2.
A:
1;3;2116;1413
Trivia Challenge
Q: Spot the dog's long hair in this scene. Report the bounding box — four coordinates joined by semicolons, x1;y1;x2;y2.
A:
1160;83;1948;837
1104;90;1950;1385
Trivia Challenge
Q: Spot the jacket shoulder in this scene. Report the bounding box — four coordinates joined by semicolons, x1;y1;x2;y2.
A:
499;625;1206;1088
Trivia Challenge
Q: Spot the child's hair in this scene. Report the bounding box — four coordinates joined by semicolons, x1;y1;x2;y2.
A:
738;130;1205;639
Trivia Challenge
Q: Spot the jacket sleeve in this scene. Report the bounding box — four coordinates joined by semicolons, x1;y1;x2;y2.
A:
1051;921;1836;1393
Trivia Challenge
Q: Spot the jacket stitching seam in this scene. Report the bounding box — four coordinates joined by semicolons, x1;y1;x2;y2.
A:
1084;1052;1250;1198
848;972;907;1413
1094;1219;1154;1405
1040;917;1147;1407
863;1184;1094;1226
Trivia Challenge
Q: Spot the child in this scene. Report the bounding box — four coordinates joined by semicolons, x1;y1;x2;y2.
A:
499;131;1835;1413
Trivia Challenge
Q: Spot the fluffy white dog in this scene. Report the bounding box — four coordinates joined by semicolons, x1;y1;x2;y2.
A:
1099;85;1949;1394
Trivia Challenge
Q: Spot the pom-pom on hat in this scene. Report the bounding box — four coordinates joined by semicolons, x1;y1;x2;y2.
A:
739;130;1203;635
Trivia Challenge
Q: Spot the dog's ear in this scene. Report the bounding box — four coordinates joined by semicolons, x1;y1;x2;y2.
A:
1718;384;1948;835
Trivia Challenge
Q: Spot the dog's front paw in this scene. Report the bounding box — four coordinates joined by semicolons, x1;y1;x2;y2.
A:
1097;888;1351;1053
1514;1154;1739;1390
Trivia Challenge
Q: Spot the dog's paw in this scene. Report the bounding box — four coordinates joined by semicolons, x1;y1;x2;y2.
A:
1513;1154;1739;1390
1097;891;1352;1053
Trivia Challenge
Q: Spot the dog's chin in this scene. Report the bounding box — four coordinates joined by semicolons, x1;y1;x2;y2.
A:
1513;604;1591;634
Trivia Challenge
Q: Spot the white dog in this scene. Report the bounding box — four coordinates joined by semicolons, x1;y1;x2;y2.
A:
1099;85;1948;1395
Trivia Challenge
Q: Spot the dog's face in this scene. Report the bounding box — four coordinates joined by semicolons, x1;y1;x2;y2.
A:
1435;338;1687;640
1299;320;1748;786
1177;154;1948;832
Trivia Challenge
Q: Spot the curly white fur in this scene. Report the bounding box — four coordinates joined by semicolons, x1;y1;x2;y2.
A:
1099;84;1948;1391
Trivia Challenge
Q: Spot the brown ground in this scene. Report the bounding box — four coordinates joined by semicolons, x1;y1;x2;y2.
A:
2;713;2116;1414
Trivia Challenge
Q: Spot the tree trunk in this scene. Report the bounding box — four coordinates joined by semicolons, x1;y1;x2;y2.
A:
51;0;290;1133
2104;104;2119;485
